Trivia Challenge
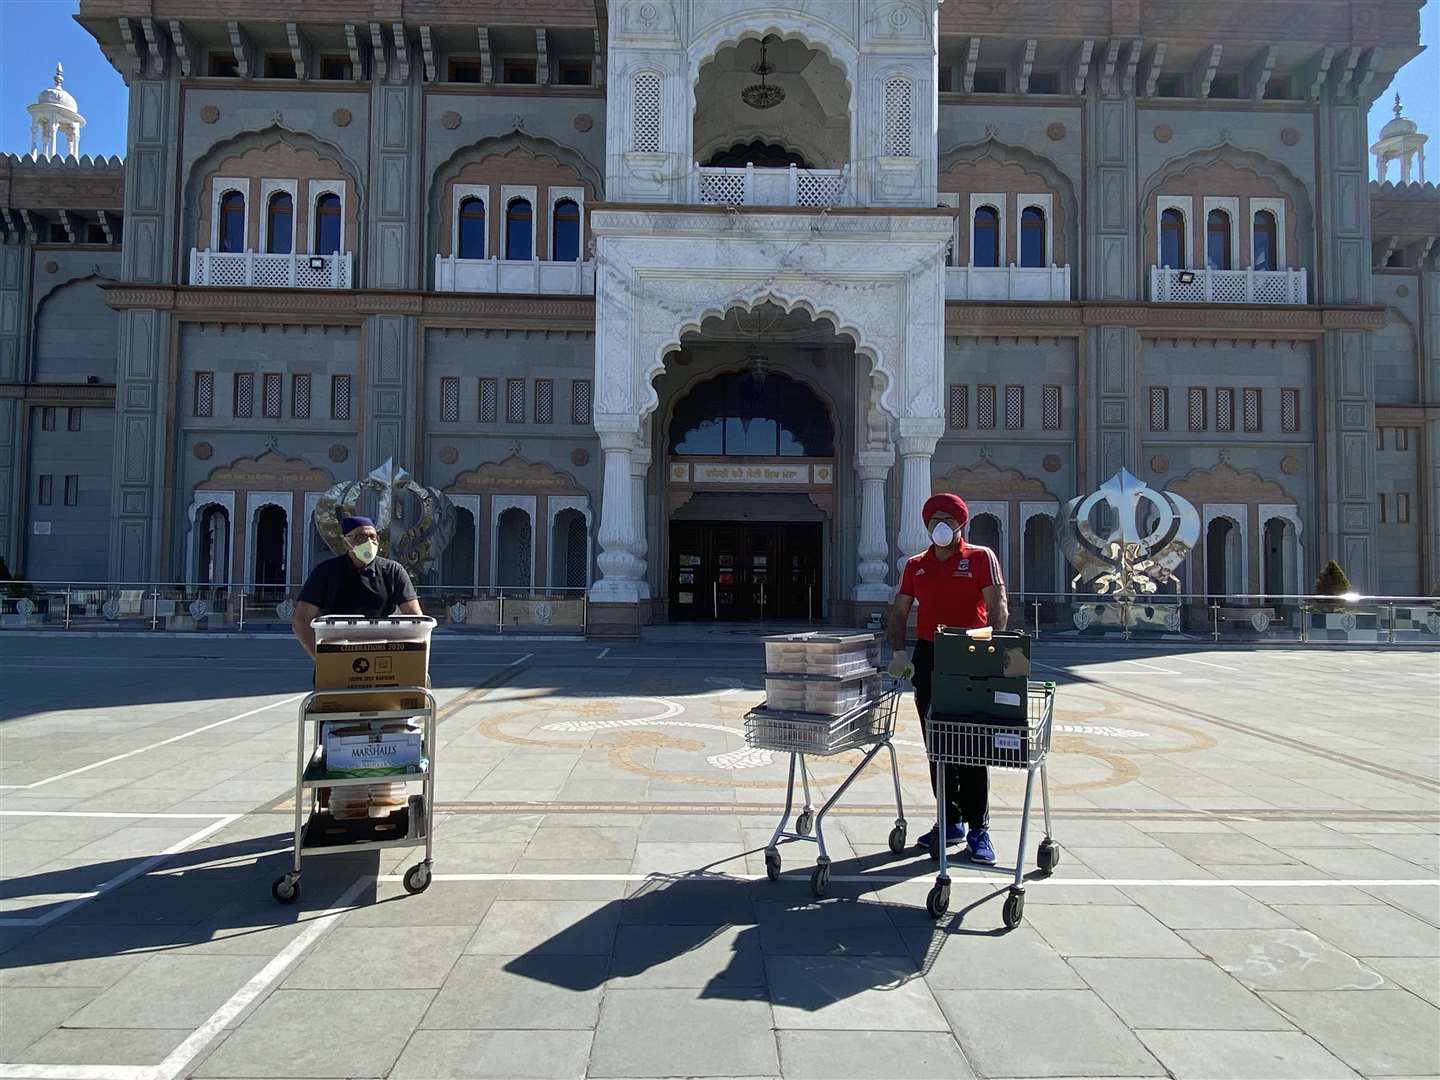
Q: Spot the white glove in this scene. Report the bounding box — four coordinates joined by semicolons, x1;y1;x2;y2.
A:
887;649;913;680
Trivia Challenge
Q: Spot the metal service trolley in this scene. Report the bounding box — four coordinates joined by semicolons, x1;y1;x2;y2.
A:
920;628;1059;925
748;633;908;898
271;616;439;904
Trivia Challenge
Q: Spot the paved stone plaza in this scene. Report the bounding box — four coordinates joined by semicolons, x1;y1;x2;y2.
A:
0;635;1437;1079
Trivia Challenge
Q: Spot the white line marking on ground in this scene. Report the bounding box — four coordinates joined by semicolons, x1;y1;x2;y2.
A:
0;695;303;791
1116;659;1184;675
0;810;237;820
0;813;238;928
0;1066;151;1079
150;875;371;1080
373;872;1440;888
597;647;610;660
1172;655;1242;672
508;652;534;666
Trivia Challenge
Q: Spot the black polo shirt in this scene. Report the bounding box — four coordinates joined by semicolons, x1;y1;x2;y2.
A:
297;554;417;619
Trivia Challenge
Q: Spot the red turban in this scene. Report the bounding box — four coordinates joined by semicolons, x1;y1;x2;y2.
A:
921;492;969;529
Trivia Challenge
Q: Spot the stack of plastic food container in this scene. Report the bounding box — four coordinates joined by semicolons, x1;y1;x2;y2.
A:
762;631;880;711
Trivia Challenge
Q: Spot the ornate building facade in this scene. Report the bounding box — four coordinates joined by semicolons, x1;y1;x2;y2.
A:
1;0;1436;633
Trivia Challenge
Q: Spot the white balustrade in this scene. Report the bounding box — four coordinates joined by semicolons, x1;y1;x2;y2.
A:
1150;266;1307;304
945;265;1071;302
189;250;352;289
693;162;849;207
433;256;595;295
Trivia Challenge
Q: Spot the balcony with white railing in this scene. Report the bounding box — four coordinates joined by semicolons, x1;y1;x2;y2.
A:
432;256;595;295
693;162;850;208
1150;266;1308;304
189;250;353;289
946;265;1071;302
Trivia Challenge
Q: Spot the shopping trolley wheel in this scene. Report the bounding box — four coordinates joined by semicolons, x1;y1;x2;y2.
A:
888;825;907;854
810;860;831;898
764;848;781;882
403;862;432;895
271;874;300;905
1003;888;1025;929
925;881;950;919
795;811;814;837
1037;839;1060;875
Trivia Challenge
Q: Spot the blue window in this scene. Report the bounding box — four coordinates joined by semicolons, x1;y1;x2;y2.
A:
313;193;342;255
1160;208;1185;269
1206;208;1232;270
458;196;486;259
1019;206;1045;267
552;199;581;262
265;191;292;254
669;372;834;457
1253;210;1277;271
506;198;533;261
972;205;999;268
219;191;245;253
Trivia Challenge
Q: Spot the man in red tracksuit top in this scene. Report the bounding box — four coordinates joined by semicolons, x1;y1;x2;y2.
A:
886;492;1009;863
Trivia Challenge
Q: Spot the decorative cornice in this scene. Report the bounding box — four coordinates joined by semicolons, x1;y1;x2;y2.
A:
1375;404;1439;423
944;302;1387;337
0;382;117;406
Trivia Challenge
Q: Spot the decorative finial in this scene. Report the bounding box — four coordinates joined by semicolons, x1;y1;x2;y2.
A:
1394;93;1403;119
54;63;64;87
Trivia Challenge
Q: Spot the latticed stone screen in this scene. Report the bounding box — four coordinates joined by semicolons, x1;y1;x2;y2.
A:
1187;387;1206;431
440;377;460;422
1042;385;1061;430
884;76;913;156
1004;385;1024;429
1243;388;1261;432
293;374;311;419
331;375;351;420
977;385;996;428
1216;387;1235;432
631;72;661;153
262;373;282;419
572;379;592;425
506;378;526;423
535;379;554;424
947;384;967;430
234;374;254;418
194;372;214;417
1281;388;1299;432
1149;387;1168;431
479;378;498;423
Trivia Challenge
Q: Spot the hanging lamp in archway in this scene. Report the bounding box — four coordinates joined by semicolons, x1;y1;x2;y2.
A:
742;37;785;110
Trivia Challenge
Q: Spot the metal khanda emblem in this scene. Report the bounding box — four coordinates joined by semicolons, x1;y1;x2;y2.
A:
1055;468;1199;598
314;458;456;582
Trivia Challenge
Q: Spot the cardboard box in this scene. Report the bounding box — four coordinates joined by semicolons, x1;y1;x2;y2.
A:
324;727;424;778
312;639;429;713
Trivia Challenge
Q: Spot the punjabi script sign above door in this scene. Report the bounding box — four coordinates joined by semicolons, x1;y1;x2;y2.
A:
669;461;834;486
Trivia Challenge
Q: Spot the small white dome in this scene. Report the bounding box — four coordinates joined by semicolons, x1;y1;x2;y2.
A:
33;64;78;115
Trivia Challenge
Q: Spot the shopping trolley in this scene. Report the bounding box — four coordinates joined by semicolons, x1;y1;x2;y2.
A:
747;678;907;898
922;681;1059;926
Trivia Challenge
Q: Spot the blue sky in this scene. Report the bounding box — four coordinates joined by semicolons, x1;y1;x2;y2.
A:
1;0;1436;176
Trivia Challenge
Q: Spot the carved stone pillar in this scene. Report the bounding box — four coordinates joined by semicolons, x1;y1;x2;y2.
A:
896;432;940;580
630;444;651;601
590;429;644;602
854;449;893;601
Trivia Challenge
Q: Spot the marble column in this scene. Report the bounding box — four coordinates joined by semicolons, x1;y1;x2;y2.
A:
895;432;939;581
853;449;893;601
630;444;651;601
590;429;644;602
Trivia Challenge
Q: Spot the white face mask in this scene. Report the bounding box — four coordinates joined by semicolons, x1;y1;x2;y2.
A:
929;522;956;548
350;539;379;565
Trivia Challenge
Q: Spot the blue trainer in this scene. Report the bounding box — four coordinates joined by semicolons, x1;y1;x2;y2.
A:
965;828;996;865
918;821;965;857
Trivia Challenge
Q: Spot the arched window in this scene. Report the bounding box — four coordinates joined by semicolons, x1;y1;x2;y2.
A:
458;196;486;259
1206;208;1232;270
669;372;834;457
496;507;533;588
1160;208;1185;269
506;198;533;261
973;206;1000;268
1020;206;1046;267
219;191;245;253
313;193;342;255
265;191;293;254
552;199;581;262
1253;209;1277;271
252;505;287;589
197;505;231;584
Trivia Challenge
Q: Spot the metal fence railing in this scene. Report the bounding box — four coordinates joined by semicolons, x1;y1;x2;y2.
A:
0;582;588;635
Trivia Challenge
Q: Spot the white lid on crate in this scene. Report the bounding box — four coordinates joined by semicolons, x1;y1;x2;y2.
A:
311;614;436;645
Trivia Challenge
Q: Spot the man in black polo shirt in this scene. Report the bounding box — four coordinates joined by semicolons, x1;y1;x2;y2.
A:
291;515;422;659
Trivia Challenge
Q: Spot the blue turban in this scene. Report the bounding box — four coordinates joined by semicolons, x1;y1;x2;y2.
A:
340;515;375;535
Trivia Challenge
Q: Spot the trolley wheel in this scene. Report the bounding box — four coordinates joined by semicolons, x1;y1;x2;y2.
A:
402;862;432;895
810;859;831;898
887;825;907;854
925;881;950;919
1037;839;1060;875
795;811;814;837
764;848;781;882
1003;888;1025;928
271;874;300;905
